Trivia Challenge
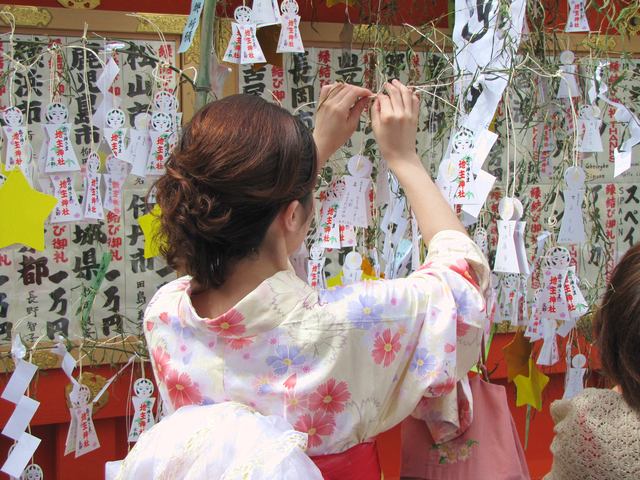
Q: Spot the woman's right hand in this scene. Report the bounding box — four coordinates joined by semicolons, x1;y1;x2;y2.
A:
371;79;421;172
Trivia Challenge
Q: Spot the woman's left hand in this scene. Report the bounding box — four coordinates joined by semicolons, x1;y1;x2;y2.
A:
313;83;373;167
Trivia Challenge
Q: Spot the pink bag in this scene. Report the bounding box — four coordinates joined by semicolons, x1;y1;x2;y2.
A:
401;375;530;480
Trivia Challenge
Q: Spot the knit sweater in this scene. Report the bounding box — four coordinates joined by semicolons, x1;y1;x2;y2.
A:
545;388;640;480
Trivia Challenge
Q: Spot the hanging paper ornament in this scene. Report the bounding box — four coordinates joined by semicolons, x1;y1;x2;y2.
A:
65;384;100;457
83;152;104;221
104;109;129;163
93;56;120;129
19;463;44;480
576;105;603;153
342;251;363;285
224;6;266;65
317;178;356;249
2;107;31;179
128;378;156;443
565;0;590;32
381;196;409;279
537;317;560;366
512;198;531;277
563;353;587;399
252;0;281;26
128;113;153;178
0;336;41;479
536;246;572;323
558;166;586;245
514;358;550;411
336;155;373;228
494;197;520;274
277;0;304;53
103;156;128;217
496;273;521;326
43;103;80;173
473;226;489;258
146;112;173;176
307;245;326;289
50;173;83;223
563;266;589;321
556;51;581;98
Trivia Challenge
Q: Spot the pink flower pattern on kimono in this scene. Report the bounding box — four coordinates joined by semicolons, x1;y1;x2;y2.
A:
308;379;351;414
164;368;203;408
372;329;402;366
206;308;246;337
294;412;336;448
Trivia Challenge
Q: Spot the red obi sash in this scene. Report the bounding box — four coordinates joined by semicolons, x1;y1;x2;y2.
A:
310;442;381;480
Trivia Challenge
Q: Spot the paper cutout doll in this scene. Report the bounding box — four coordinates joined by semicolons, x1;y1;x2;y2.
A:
558;166;586;244
277;0;304;53
44;103;80;173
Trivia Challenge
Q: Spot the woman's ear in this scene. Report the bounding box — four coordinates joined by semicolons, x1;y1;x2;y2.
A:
280;200;305;233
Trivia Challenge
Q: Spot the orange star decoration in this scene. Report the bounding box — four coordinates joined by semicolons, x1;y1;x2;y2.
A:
514;358;550;411
138;204;166;259
0;169;57;251
502;329;533;382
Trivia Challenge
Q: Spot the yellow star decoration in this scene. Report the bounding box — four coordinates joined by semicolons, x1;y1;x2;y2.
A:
514;358;550;411
138;204;166;259
0;169;57;251
502;328;533;382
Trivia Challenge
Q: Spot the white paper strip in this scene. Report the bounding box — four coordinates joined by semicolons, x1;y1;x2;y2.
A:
2;396;40;441
1;432;41;478
1;361;37;404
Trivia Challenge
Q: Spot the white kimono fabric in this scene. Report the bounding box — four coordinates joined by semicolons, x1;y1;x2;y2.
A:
115;402;322;479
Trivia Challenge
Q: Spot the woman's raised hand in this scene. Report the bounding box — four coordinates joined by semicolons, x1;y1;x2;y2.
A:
371;79;421;172
313;83;372;167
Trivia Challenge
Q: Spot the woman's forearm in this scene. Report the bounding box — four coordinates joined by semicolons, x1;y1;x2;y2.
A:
392;154;467;244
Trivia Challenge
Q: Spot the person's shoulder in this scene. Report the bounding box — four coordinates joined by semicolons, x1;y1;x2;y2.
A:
552;388;632;424
145;276;192;315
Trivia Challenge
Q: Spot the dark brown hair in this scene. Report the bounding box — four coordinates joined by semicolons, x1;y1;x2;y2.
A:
593;243;640;412
153;94;317;289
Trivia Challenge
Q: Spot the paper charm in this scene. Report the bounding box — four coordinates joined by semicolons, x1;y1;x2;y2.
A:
512;198;531;277
146;112;173;176
502;329;533;382
576;105;603;153
496;273;524;327
563;353;587;400
93;56;120;129
277;0;304;53
317;178;356;249
613;103;640;165
381;196;409;279
153;90;180;121
437;128;476;205
514;358;550;411
410;211;421;272
525;289;543;341
565;0;590;32
0;337;41;479
536;246;572;323
307;245;326;289
473;226;489;258
83;152;104;221
0;169;57;250
43;103;80;173
50;174;83;223
494;197;520;274
2;107;32;178
556;51;581;99
537;317;560;366
224;6;266;65
138;204;166;259
104;109;129;162
563;266;588;321
19;463;43;480
252;0;281;26
336;155;373;228
128;378;156;443
558;166;586;244
103;156;129;217
614;148;632;178
128;113;152;177
65;384;100;457
342;251;363;285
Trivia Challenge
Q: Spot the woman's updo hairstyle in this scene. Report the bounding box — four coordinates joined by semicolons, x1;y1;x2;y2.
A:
154;94;318;289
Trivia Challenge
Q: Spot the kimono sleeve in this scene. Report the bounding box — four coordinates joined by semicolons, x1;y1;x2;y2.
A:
320;230;490;443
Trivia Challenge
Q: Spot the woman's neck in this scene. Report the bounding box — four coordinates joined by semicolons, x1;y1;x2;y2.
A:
190;245;289;319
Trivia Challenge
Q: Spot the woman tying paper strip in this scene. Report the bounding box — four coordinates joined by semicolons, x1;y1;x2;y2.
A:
117;81;490;479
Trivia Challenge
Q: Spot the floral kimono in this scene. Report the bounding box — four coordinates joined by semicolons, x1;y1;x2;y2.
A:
144;230;490;456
